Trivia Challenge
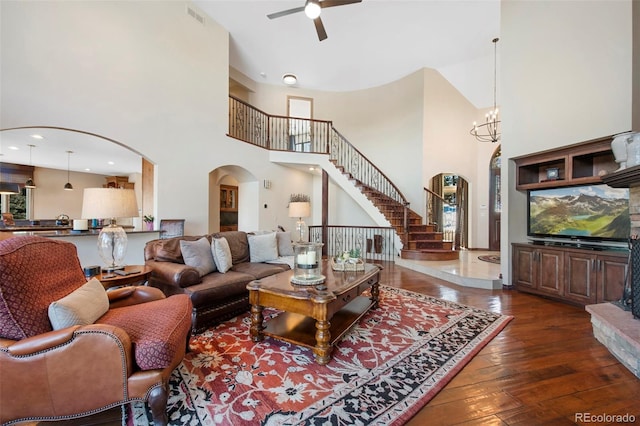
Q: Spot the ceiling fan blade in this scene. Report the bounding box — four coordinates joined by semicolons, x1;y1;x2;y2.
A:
320;0;362;9
314;17;328;41
267;6;305;20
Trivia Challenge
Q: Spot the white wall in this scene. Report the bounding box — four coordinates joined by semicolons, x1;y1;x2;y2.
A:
245;68;496;249
32;168;106;220
501;0;633;283
0;1;315;240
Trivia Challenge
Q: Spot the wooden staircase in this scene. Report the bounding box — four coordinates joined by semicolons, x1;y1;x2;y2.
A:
332;160;458;261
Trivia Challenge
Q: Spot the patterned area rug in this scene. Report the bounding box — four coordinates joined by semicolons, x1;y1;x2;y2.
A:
478;255;501;264
129;286;512;425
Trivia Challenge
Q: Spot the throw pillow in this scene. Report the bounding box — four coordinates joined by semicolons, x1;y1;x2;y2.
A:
248;232;279;263
212;237;233;273
48;278;109;330
180;237;217;276
276;231;295;256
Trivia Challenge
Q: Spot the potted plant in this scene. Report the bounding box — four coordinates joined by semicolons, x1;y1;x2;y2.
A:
143;215;154;231
331;248;365;271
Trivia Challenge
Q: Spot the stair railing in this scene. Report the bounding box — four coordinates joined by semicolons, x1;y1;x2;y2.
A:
330;128;410;243
229;95;410;243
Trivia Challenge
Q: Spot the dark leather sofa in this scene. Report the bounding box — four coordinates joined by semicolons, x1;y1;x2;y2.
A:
144;231;290;333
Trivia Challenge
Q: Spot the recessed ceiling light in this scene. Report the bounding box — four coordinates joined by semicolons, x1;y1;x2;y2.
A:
84;168;91;172
107;161;115;165
282;73;297;85
8;146;18;150
30;134;44;140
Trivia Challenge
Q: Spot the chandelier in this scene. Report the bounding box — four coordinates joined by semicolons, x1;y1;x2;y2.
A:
470;37;500;143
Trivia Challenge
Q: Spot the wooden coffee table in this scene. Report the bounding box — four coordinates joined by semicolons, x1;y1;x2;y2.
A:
247;260;381;365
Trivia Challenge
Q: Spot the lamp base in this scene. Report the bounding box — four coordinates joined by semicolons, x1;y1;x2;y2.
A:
101;265;125;273
97;223;129;272
295;218;308;243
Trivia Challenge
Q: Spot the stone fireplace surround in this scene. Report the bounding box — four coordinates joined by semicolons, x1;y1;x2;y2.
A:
586;166;640;379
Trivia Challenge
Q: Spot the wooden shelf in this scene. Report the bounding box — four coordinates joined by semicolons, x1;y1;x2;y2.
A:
514;135;617;190
601;164;640;188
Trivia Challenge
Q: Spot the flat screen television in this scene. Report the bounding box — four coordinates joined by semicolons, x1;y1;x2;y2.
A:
527;183;630;246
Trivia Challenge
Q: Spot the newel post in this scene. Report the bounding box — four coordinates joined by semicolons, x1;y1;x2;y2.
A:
403;202;410;246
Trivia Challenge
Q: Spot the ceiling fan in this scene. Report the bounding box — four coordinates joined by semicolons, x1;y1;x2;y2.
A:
267;0;362;41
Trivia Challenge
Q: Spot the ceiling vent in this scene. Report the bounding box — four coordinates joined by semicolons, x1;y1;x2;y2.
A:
186;6;205;25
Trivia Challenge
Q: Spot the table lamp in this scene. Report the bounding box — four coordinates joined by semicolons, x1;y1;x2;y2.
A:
288;201;310;243
81;188;139;271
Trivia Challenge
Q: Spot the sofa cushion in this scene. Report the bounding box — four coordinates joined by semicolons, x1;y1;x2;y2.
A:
183;270;256;309
213;231;250;264
48;278;109;330
212;237;233;273
154;236;204;263
0;236;87;340
276;231;295;256
232;261;290;279
96;294;192;370
248;232;279;263
180;237;217;276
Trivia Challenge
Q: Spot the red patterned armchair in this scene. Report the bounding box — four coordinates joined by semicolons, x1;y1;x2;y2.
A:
0;236;192;425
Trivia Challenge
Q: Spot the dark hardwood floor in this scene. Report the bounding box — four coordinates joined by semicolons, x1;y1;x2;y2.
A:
377;263;640;425
32;262;640;425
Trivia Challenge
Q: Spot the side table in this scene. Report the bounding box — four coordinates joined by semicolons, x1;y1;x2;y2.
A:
95;265;153;289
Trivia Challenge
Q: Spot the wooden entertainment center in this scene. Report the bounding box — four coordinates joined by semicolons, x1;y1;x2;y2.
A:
512;135;629;306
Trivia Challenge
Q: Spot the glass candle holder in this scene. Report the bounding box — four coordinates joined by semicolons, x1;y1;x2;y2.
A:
291;242;325;285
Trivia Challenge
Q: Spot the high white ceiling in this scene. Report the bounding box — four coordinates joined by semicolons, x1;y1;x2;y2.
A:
195;0;501;106
1;0;501;176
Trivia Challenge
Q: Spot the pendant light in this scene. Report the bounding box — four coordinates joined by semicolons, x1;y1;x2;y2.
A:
64;150;73;191
470;37;501;143
25;144;36;189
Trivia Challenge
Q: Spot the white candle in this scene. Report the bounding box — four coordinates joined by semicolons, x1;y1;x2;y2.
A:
297;253;308;265
307;250;316;264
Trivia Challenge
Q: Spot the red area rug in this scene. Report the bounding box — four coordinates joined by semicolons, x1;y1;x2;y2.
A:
129;286;512;425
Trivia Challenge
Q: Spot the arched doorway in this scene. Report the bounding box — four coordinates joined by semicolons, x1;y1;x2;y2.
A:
489;145;501;251
429;173;469;249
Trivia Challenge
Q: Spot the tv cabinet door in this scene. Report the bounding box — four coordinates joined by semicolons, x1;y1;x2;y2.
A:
537;248;564;296
512;245;536;290
564;251;597;305
512;244;564;295
596;254;628;303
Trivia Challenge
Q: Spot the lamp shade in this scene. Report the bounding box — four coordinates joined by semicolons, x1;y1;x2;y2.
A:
81;188;139;219
288;201;310;218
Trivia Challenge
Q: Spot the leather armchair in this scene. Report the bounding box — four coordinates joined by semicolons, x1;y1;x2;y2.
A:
0;236;192;425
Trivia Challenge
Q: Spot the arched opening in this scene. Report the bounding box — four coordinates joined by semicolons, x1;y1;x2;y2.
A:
209;165;258;233
489;145;501;251
0;126;152;225
429;173;469;249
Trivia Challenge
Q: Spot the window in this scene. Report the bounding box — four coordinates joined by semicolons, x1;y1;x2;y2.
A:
0;188;29;220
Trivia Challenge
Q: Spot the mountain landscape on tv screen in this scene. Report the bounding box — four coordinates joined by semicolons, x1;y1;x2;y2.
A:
529;186;630;240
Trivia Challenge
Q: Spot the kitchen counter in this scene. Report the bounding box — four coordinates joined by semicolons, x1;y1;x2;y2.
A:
0;228;162;267
0;227;143;239
0;225;72;232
